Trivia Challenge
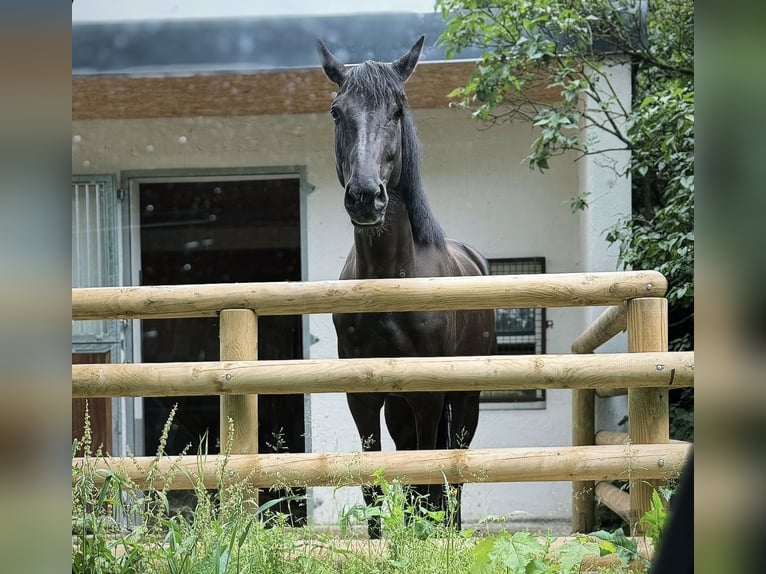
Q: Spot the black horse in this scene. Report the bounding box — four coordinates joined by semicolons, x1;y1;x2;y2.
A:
319;36;496;538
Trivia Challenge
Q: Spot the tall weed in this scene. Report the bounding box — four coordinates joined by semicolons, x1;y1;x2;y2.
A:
72;406;652;573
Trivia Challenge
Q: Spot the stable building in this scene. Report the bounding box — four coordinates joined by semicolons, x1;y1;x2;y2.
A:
72;11;632;529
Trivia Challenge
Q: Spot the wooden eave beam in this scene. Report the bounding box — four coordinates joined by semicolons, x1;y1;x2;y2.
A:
72;62;559;120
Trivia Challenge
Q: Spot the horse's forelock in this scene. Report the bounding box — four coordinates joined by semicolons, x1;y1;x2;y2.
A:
340;62;408;108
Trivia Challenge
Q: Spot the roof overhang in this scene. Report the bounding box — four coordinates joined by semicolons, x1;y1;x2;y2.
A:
71;12;578;120
74;62;562;120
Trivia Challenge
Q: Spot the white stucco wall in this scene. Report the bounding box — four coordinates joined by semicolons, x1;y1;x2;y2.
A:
576;61;633;432
72;68;630;527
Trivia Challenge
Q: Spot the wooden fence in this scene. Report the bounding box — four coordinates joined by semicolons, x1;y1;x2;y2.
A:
71;270;693;533
570;295;690;532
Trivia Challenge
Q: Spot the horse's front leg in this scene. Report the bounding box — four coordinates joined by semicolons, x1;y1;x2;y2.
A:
346;392;387;539
396;393;446;523
444;391;481;449
441;390;481;530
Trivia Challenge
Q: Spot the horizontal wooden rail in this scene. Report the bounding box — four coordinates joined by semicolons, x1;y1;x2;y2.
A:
72;443;690;490
571;303;628;354
594;430;689;446
595;481;631;524
71;271;666;320
72;351;694;398
595;388;628;398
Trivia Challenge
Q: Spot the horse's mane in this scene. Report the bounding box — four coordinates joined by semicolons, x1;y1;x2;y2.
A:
341;62;446;248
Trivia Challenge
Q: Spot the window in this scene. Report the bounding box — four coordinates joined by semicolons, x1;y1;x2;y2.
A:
72;175;127;456
71;175;121;350
481;257;546;407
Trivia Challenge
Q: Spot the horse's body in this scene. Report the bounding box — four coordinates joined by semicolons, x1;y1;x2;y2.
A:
319;36;496;538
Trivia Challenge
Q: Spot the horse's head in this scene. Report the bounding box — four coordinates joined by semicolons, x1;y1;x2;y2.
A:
318;36;424;228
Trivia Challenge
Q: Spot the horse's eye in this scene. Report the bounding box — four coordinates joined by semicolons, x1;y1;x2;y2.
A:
392;108;403;122
330;108;340;123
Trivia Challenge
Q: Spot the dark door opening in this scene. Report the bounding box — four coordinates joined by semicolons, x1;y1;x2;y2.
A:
72;351;112;456
138;176;305;522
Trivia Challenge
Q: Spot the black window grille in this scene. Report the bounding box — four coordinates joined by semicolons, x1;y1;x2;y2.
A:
481;257;546;405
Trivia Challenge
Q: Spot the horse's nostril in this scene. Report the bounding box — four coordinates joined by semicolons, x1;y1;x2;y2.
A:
345;185;386;208
374;184;387;210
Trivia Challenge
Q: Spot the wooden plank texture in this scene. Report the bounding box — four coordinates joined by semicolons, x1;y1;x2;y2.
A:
571;303;628;354
73;443;691;490
219;309;259;455
73;63;561;120
72;351;694;398
627;297;670;533
72;271;667;321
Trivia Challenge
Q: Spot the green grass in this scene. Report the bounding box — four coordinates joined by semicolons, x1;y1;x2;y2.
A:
72;406;650;573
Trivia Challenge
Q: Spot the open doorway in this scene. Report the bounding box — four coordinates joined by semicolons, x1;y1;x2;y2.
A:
134;173;307;522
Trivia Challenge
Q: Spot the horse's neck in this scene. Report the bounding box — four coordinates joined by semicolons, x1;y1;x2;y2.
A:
353;198;419;279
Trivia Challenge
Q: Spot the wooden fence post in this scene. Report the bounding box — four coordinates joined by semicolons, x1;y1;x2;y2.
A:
572;388;595;532
219;309;259;457
626;297;669;533
570;303;627;533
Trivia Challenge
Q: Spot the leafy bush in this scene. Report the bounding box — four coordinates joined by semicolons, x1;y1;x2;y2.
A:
73;408;652;572
437;0;694;439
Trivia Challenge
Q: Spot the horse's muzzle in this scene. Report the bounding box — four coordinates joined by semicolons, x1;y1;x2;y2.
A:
345;183;388;226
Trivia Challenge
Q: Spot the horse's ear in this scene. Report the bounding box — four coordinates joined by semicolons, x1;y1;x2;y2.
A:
317;40;346;86
392;36;425;82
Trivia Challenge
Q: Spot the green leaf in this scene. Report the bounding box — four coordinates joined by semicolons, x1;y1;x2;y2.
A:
590;528;638;565
412;519;433;540
96;471;114;508
216;547;230;574
492;531;545;572
526;557;553;574
557;538;600;574
640;489;668;546
471;535;497;572
598;539;617;554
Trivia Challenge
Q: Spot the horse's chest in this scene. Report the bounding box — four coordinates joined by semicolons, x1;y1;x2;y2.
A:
334;311;454;358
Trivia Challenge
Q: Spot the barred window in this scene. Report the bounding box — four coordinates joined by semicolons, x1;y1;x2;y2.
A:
481;258;546;406
71;175;120;347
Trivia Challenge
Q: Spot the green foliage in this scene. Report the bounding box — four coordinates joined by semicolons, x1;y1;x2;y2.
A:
639;489;669;550
436;0;693;312
438;0;694;435
438;0;647;168
72;403;149;573
73;410;645;572
609;82;694;353
469;530;643;573
470;531;547;573
556;537;601;574
589;528;640;566
72;409;307;574
668;389;694;441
